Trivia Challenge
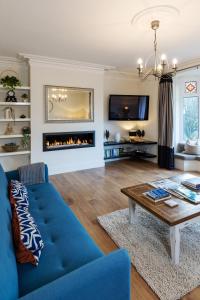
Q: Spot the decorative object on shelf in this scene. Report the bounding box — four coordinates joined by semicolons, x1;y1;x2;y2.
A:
4;106;15;120
115;132;121;143
20;114;26;119
136;20;178;80
129;130;137;141
184;139;200;155
4;123;14;135
135;130;143;139
105;129;110;142
5;90;17;102
21;93;29;102
129;129;145;141
141;130;145;137
2;142;19;152
22;126;31;135
0;70;22;104
45;85;94;123
0;72;21;90
21;133;30;150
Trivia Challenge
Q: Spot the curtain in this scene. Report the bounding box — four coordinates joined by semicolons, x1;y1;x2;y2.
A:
158;74;174;169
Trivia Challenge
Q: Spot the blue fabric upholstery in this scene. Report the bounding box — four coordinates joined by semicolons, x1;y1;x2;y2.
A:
17;183;103;297
19;249;130;300
0;165;19;300
0;164;130;300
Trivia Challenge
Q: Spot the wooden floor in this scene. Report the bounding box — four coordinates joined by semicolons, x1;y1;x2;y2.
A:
50;160;200;300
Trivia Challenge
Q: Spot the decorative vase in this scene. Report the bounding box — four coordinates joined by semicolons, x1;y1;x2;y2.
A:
115;132;121;143
4;107;15;120
105;130;110;142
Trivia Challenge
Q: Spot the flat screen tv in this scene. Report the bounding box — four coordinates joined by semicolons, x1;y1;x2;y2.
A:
109;95;149;121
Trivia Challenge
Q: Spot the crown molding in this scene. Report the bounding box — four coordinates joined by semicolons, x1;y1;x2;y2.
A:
105;69;139;80
178;57;200;69
0;55;27;65
19;53;115;72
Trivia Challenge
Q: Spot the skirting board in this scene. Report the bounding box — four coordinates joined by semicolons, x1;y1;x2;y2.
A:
175;158;200;171
47;159;105;175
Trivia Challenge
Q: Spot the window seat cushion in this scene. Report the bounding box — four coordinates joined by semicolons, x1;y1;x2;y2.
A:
175;152;200;160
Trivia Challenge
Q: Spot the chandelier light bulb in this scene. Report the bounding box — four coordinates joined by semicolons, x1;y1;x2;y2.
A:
172;58;178;67
161;54;167;62
137;58;143;65
157;64;163;71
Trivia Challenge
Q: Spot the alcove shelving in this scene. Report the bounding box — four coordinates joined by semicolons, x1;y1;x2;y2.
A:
0;86;31;158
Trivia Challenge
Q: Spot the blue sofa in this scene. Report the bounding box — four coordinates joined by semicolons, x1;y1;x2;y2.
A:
0;164;131;300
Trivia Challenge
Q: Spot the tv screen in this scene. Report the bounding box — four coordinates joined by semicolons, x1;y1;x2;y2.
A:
109;95;149;121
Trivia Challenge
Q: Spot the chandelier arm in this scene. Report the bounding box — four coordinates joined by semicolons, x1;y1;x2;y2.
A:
154;28;158;72
136;20;178;80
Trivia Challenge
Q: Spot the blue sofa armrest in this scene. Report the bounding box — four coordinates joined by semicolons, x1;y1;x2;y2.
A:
6;164;49;183
19;249;130;300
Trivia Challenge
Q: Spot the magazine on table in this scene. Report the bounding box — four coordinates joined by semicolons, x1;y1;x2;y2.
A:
149;179;183;198
171;186;200;204
150;179;181;190
150;178;200;204
143;188;171;204
182;177;200;190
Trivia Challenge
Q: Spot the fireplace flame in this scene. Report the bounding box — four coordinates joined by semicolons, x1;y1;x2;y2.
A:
46;137;89;148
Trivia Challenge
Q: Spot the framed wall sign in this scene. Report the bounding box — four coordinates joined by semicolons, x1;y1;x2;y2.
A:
45;85;94;123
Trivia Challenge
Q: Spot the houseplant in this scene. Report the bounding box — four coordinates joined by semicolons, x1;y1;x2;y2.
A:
0;75;22;102
21;133;30;150
21;93;29;102
0;75;21;90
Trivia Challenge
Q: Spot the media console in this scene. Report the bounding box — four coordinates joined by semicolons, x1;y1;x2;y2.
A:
104;140;157;161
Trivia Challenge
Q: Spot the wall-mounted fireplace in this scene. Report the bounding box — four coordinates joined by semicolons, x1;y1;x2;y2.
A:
43;131;95;152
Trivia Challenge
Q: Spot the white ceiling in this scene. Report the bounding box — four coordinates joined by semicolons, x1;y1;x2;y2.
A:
0;0;200;69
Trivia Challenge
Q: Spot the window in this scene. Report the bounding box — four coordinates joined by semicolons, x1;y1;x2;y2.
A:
183;96;199;140
175;75;200;142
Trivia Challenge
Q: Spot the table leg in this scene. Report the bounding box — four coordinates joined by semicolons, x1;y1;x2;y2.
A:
170;225;180;265
129;198;136;224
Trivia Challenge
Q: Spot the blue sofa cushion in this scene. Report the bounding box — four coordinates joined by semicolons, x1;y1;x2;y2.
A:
17;182;103;297
0;164;19;300
10;180;29;207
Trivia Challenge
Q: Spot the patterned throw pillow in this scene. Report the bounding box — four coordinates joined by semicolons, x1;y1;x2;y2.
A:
10;180;29;207
9;180;44;266
15;206;44;265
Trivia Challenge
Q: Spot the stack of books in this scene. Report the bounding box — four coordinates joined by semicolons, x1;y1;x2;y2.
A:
182;177;200;191
143;188;171;203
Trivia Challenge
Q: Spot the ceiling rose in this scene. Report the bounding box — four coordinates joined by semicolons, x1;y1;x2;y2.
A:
131;5;180;26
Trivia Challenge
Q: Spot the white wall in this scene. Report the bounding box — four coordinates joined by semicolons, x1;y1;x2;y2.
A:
30;60;105;175
104;71;158;141
104;71;141;140
104;71;158;160
0;56;159;173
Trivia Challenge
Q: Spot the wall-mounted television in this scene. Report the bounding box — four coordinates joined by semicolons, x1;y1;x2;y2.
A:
109;95;149;121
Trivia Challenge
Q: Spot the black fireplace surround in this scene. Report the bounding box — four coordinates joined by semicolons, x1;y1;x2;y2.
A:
43;131;95;152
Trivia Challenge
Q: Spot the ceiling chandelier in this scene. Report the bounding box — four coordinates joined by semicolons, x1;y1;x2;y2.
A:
137;20;178;79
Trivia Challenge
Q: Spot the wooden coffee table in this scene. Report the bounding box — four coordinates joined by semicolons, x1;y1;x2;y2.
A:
121;174;200;265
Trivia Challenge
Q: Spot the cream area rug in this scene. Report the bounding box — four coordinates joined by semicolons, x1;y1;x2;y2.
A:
97;207;200;300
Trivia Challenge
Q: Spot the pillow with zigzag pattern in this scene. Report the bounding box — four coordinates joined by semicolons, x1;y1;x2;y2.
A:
9;180;44;266
10;180;29;207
